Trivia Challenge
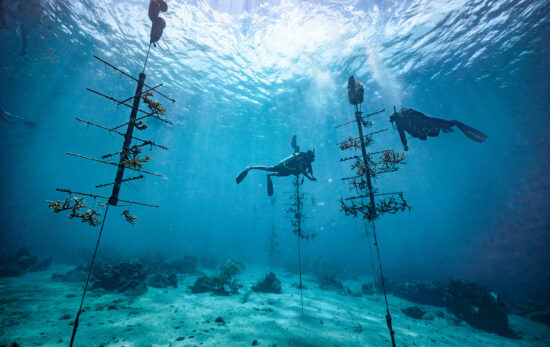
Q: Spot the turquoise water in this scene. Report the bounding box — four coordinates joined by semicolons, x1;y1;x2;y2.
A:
1;0;549;318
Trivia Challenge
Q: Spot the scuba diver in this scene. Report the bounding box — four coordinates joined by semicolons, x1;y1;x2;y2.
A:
148;0;167;45
0;0;9;30
18;0;43;56
0;106;36;128
390;107;488;151
236;135;317;196
0;0;43;56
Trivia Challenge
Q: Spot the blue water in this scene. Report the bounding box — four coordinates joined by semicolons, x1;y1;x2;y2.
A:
1;0;549;308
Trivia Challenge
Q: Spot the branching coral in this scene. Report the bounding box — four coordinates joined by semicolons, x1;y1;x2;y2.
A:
340;192;411;222
122;210;138;226
47;198;72;213
338;135;361;151
347;175;369;193
379;150;407;172
48;197;102;226
122;147;152;169
80;209;101;226
141;91;166;116
351;159;378;179
376;193;412;215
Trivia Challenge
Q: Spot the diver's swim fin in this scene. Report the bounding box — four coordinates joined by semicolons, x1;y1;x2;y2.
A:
236;169;249;184
21;118;36;129
291;135;299;153
267;176;274;196
453;121;488;143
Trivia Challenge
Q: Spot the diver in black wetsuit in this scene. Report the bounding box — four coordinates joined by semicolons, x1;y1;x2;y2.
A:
390;107;488;151
0;0;43;56
0;106;36;128
0;0;9;30
236;135;317;196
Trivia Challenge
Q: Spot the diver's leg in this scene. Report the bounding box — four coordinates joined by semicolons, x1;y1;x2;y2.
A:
0;4;8;30
267;175;274;196
452;121;488;143
428;128;441;137
20;23;29;56
20;117;36;129
422;116;454;130
266;173;281;196
1;1;18;25
236;166;276;184
248;166;277;172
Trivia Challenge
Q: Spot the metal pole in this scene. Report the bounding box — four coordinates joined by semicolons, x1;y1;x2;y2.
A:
296;176;304;316
354;106;376;212
109;73;146;205
354;104;396;347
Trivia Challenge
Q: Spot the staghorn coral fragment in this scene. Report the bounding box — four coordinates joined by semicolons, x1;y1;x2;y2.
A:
122;210;139;226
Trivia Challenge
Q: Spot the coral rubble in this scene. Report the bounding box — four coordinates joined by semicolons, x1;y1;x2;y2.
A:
252;272;282;294
0;249;51;278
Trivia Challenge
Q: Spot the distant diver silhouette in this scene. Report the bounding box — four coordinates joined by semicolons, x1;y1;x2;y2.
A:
236;135;317;196
390;107;487;151
0;106;36;128
0;0;9;30
148;0;167;45
1;0;43;56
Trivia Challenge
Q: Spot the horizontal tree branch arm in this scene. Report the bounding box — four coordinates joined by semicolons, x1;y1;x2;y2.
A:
75;118;168;150
95;175;144;188
65;152;166;178
93;56;175;103
56;188;159;207
334;109;385;128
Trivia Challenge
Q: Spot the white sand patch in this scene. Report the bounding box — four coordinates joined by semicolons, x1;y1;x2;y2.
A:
0;264;549;346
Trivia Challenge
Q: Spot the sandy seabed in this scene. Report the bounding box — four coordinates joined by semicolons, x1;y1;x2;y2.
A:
1;264;549;347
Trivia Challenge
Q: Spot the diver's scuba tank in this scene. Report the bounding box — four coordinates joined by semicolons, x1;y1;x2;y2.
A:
347;76;364;105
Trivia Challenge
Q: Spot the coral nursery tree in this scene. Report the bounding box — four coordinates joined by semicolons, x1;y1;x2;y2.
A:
337;76;410;347
46;4;175;346
285;174;318;316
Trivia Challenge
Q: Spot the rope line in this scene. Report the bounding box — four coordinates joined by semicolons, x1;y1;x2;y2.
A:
69;204;110;347
142;42;152;74
296;175;304;316
364;220;378;285
371;221;396;347
298;234;303;315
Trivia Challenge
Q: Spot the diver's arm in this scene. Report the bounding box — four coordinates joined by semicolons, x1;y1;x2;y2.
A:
397;126;408;151
303;171;316;181
0;109;16;124
0;109;35;128
304;164;317;181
